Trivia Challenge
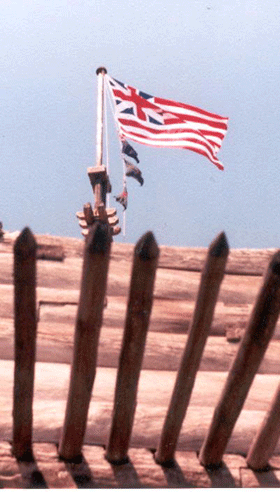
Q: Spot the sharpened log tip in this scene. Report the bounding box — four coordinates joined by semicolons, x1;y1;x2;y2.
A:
209;231;229;257
86;221;111;254
14;227;37;257
270;250;280;275
135;231;159;261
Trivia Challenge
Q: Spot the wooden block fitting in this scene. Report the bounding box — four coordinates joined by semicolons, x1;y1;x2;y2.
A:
87;166;108;188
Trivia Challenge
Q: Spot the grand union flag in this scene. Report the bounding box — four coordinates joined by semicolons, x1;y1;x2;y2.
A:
107;75;228;170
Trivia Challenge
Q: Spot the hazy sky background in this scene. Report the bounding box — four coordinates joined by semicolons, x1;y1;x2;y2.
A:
1;0;280;248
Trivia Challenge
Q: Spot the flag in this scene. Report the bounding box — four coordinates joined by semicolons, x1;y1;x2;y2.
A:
107;75;228;170
121;138;140;163
124;159;144;186
115;187;128;210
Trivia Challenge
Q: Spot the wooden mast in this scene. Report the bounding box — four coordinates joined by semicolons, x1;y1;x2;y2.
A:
89;66;109;212
95;67;106;169
76;67;121;236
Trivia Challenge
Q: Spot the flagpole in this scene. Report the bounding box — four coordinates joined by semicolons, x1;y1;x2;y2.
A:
77;67;121;238
95;67;107;168
88;66;108;211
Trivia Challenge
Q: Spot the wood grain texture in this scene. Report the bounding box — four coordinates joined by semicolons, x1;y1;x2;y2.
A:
1;231;277;275
156;232;229;464
0;284;274;337
106;232;159;464
199;250;280;467
246;382;280;470
1;360;280;455
2;319;280;374
13;228;37;460
58;222;111;460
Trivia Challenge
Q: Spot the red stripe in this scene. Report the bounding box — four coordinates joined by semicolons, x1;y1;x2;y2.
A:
123;130;224;169
118;116;226;140
118;118;212;137
164;111;228;131
123;128;218;161
109;76;227;170
154;96;228;122
118;119;224;154
119;121;218;155
191;148;224;170
200;130;225;139
113;89;228;130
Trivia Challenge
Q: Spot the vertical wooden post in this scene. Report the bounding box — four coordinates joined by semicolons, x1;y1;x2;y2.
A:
13;227;37;460
246;382;280;470
94;66;108;210
95;67;107;169
105;231;159;464
155;232;229;465
83;203;94;225
58;221;111;461
199;250;280;468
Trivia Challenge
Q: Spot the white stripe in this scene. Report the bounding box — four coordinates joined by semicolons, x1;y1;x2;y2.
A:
108;74;226;168
156;102;228;124
121;130;222;165
119;124;215;149
116;112;226;139
119;119;225;150
120;127;218;157
118;122;217;152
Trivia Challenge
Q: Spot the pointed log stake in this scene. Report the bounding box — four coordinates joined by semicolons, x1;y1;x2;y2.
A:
105;231;159;464
246;381;280;470
155;232;229;465
58;221;111;461
199;249;280;468
83;202;94;225
13;227;37;460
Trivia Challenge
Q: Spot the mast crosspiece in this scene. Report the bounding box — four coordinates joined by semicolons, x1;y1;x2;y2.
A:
76;66;121;238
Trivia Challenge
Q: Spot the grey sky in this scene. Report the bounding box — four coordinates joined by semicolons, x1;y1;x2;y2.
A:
1;0;280;248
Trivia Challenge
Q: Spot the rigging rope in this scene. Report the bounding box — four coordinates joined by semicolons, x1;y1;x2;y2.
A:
103;85;110;208
105;76;125;165
105;76;127;236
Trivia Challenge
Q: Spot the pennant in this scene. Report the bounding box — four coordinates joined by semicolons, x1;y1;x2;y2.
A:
124;159;144;186
115;187;128;210
121;138;140;163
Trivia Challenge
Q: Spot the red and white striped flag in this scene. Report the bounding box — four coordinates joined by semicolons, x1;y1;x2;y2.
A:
107;75;228;170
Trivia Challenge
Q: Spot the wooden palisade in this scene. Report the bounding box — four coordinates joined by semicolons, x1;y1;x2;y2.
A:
155;231;229;465
12;228;37;460
58;221;111;460
199;249;280;467
105;231;159;464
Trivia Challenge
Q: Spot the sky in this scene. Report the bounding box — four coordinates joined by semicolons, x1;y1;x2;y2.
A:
1;0;280;249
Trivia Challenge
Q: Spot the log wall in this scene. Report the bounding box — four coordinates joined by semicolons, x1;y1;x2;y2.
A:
1;231;280;468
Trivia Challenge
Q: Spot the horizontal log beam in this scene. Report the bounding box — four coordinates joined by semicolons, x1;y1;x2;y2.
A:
0;259;264;307
1;233;277;276
0;248;268;308
0;361;279;455
1;316;280;373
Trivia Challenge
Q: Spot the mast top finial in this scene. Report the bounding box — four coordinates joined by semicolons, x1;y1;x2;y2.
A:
96;66;107;75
